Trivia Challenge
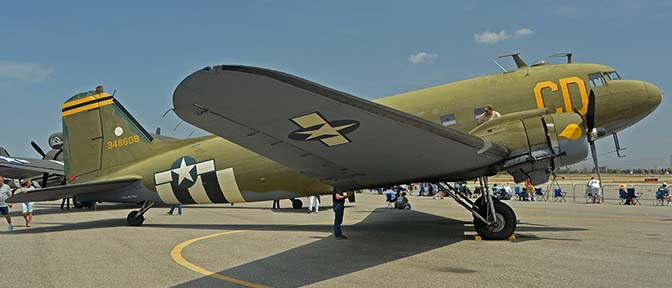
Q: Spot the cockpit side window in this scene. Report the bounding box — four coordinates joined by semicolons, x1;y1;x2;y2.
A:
588;73;606;88
603;71;621;81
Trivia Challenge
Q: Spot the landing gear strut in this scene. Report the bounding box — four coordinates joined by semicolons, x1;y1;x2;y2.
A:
438;177;516;240
127;201;154;226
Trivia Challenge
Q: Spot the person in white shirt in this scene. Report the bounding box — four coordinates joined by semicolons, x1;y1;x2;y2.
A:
503;183;513;199
477;105;502;125
587;176;601;204
0;176;13;231
20;179;35;227
307;195;320;214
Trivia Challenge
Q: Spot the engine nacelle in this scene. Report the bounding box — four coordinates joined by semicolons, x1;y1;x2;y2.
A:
471;109;589;185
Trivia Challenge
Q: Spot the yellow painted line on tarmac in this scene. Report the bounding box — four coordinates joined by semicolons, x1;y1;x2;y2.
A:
170;220;359;287
170;229;271;288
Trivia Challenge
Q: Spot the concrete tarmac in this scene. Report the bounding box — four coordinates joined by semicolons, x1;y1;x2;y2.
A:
1;194;670;288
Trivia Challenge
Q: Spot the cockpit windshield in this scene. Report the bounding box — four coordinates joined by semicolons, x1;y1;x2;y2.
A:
603;71;621;81
588;73;606;88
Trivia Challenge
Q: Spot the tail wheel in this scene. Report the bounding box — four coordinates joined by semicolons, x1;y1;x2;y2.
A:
473;201;516;240
127;211;145;226
292;199;303;209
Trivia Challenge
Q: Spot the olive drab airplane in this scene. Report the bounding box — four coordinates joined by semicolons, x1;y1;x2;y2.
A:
8;54;662;240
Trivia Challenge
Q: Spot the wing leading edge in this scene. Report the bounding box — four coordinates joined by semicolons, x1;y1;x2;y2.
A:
173;65;509;190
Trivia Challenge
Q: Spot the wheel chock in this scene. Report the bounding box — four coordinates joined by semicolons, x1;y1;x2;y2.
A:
474;235;482;241
508;235;516;241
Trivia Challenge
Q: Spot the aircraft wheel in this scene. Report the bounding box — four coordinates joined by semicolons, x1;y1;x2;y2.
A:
127;211;145;226
292;199;303;209
473;201;516;240
73;197;84;209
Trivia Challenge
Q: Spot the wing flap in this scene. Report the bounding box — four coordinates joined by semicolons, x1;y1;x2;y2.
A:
173;66;509;190
7;178;141;203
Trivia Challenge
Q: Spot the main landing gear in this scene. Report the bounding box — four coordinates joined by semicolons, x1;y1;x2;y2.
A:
127;201;154;226
438;177;516;240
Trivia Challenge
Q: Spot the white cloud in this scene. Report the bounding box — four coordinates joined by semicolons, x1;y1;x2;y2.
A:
0;61;53;82
474;28;533;44
408;52;437;64
514;28;534;38
474;30;510;44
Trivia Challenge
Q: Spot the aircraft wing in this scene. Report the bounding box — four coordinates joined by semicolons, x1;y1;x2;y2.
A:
0;155;64;179
7;178;140;203
173;65;510;190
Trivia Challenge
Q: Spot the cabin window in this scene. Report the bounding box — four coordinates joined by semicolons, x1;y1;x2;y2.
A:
603;71;621;81
440;113;456;126
588;73;606;87
474;107;485;119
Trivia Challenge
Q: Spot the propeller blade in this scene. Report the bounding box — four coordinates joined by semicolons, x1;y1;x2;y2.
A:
586;90;596;131
30;141;46;158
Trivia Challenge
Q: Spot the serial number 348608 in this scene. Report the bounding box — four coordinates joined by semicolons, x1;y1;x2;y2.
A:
107;135;140;150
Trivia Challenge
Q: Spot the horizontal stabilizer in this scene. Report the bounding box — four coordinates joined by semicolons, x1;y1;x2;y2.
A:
7;177;141;203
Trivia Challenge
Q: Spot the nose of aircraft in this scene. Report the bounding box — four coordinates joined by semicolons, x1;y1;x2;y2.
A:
643;81;662;109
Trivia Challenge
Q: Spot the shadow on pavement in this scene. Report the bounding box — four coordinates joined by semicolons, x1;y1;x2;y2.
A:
172;208;588;288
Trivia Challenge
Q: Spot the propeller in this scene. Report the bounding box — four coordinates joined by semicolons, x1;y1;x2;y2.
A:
585;90;603;200
30;141;46;158
30;140;50;188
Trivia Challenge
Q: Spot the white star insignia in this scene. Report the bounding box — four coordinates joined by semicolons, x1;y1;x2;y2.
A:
171;158;195;185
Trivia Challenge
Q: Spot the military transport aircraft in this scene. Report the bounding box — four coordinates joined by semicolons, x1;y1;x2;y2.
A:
8;54;662;240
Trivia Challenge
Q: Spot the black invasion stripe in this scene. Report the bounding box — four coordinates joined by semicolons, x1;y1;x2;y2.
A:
200;171;229;203
61;96;114;112
170;181;197;204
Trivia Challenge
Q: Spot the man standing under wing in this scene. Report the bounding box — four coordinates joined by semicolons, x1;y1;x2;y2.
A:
333;190;348;239
0;176;13;231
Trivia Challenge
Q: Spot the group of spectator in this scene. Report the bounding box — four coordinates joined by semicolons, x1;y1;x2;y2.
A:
384;187;411;209
0;175;35;231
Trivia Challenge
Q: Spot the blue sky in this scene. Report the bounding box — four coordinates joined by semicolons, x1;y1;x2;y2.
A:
1;1;670;168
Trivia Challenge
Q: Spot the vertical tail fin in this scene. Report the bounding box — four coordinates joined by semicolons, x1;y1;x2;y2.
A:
62;86;156;177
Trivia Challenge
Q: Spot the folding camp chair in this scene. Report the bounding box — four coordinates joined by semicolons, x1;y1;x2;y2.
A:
385;194;396;208
517;187;528;201
618;189;628;205
553;188;566;202
655;191;668;206
627;188;640;205
534;188;545;201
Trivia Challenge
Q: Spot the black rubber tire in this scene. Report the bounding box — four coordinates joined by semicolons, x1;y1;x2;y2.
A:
473;201;516;240
127;211;145;226
72;197;84;209
292;199;303;209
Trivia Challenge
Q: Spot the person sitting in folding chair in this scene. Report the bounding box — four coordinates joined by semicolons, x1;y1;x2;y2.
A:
517;187;528;201
655;183;669;206
395;192;411;210
384;187;397;208
526;178;535;201
618;185;628;205
626;187;638;205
